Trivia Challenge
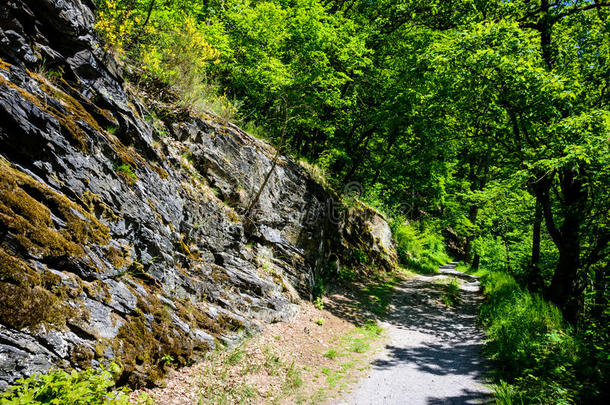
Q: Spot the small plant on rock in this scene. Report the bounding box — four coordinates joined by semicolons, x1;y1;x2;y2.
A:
351;249;368;264
115;163;137;184
314;296;324;310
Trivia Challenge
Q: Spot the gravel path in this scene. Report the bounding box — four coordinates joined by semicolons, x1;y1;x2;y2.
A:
341;263;492;405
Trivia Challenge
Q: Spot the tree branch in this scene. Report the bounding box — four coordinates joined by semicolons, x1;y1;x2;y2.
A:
533;172;562;245
554;1;610;20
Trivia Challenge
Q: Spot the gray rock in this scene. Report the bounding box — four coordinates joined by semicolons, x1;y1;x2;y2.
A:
0;0;397;390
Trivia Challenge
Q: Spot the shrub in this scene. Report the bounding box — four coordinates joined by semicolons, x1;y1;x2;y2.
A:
314;296;324;310
392;221;450;273
338;266;357;282
95;1;236;119
0;362;148;404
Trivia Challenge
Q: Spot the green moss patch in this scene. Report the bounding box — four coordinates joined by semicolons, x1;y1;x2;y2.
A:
0;158;110;259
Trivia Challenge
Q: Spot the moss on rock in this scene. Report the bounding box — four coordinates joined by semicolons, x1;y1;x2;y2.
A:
0;158;110;260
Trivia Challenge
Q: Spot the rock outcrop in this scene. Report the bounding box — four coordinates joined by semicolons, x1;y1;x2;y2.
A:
0;0;397;388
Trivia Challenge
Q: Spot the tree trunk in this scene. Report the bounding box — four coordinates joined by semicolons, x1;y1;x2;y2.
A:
531;198;542;267
503;222;511;273
471;254;480;270
465;204;479;263
529;195;543;290
549;239;581;324
539;169;588;324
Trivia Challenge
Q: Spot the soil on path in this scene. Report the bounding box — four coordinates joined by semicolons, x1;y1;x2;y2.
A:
341;263;492;405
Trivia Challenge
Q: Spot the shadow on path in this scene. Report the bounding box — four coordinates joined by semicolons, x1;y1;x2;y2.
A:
342;263;493;405
372;342;487;378
426;388;494;405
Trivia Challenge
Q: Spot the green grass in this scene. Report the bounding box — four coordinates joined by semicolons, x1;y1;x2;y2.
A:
198;344;311;404
283;361;303;391
392;222;450;274
263;346;283;376
361;319;384;335
324;349;339;359
348;341;369;353
227;347;245;365
475;269;585;403
440;278;461;307
309;318;384;400
340;320;383;355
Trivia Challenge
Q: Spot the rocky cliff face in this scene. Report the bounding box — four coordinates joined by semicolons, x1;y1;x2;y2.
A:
0;0;397;389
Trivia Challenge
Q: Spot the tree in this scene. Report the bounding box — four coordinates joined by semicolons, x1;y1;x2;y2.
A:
427;10;610;323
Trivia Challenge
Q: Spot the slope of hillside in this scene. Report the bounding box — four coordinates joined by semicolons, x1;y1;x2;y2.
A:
0;0;397;389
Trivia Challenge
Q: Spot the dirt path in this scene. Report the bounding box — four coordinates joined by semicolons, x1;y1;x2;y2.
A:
340;263;492;405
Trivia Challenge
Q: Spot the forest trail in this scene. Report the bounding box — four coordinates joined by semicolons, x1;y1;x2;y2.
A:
340;263;492;405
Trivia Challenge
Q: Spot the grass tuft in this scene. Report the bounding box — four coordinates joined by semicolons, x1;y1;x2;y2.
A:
324;349;339;360
477;270;583;403
440;278;461;307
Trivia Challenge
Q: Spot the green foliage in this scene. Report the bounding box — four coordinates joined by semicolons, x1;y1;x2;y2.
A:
477;270;599;403
338;266;356;282
313;278;326;300
205;0;369;142
392;221;450;274
440;278;460;307
313;296;324;311
313;260;337;299
350;249;368;265
95;0;234;118
0;362;142;404
323;349;338;360
90;1;610;399
114;163;137;183
492;381;523;405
